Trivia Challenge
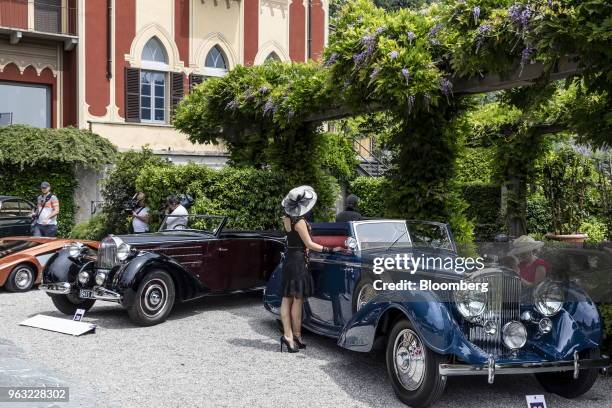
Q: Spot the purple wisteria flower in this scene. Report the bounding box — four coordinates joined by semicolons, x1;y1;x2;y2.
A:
407;31;416;44
473;6;481;24
353;51;367;66
370;67;381;80
439;78;453;96
547;0;552;6
407;95;416;112
508;4;533;30
324;52;339;67
478;24;492;35
401;68;410;82
375;27;385;35
429;23;443;37
226;99;239;111
263;98;275;116
521;46;534;65
389;51;399;60
259;86;269;95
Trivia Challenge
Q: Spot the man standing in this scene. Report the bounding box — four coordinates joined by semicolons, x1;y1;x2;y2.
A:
33;181;59;237
335;194;363;222
131;192;150;233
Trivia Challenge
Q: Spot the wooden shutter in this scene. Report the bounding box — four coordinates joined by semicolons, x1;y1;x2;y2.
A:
125;67;141;122
189;74;204;91
170;72;184;121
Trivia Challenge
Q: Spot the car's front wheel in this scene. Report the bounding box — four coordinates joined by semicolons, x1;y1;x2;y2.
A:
535;349;600;398
386;319;447;408
5;264;36;292
51;294;96;315
127;270;176;326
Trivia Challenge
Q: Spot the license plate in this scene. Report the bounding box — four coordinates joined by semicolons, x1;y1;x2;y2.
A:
79;289;94;299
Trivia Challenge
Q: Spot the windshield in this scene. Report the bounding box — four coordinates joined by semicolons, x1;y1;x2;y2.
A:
0;239;40;258
159;215;225;234
407;221;454;251
354;221;411;250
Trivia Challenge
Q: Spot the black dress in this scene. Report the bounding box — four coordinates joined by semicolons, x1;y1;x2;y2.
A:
282;216;314;298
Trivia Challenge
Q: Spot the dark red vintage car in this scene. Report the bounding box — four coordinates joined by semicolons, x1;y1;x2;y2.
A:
40;215;285;326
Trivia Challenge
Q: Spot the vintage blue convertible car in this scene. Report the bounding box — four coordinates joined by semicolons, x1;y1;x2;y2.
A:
264;219;610;407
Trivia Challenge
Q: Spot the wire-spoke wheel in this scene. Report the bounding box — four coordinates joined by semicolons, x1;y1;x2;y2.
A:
386;319;446;408
356;282;377;311
6;264;35;292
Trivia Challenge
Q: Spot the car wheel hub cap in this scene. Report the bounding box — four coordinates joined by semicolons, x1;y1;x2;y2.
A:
357;284;376;311
15;269;32;289
142;280;167;317
393;329;426;391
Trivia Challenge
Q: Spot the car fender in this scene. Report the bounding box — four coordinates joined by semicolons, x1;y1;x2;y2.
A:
42;249;84;287
0;254;40;287
115;252;206;304
263;261;283;314
337;289;461;354
530;283;603;360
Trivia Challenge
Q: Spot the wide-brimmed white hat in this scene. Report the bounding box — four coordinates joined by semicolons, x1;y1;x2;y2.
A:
508;235;544;256
282;185;317;217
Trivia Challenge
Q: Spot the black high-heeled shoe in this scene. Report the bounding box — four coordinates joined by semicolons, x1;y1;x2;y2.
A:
294;336;306;349
280;336;299;353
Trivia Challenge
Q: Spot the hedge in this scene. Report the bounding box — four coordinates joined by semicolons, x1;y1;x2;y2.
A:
459;182;502;241
348;176;390;218
135;164;296;230
0;125;116;237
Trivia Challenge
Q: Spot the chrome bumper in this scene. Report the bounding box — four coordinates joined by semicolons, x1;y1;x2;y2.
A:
92;286;122;302
39;282;122;302
39;282;71;294
439;352;610;384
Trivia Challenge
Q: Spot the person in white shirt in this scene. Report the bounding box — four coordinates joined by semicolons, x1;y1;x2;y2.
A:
131;192;150;233
164;196;189;230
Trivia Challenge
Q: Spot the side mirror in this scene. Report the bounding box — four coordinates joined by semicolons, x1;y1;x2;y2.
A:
345;237;358;251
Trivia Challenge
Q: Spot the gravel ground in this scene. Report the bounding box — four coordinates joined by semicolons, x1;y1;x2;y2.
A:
0;289;610;408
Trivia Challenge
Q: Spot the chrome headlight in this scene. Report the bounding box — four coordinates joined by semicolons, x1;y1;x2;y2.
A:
116;240;132;261
68;242;85;258
534;281;564;317
95;272;107;286
78;270;90;285
502;321;527;349
455;289;487;321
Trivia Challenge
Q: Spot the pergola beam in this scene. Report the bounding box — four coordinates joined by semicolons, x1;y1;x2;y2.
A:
304;56;580;124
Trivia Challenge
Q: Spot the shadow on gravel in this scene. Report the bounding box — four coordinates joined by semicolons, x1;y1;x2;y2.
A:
28;291;264;330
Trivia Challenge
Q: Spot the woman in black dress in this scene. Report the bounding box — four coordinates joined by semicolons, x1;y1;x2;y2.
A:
279;186;338;353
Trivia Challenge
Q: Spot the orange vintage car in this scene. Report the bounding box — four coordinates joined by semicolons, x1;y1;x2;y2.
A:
0;237;98;292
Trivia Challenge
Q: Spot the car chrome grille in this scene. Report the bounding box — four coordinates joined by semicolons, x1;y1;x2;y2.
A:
468;272;521;357
96;237;118;269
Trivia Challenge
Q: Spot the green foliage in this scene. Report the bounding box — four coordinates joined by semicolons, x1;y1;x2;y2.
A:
460;182;501;240
526;193;552;236
135;164;330;230
541;146;596;234
101;149;170;235
69;212;108;241
579;218;607;244
455;147;497;183
0;125;116;169
349;176;390;217
600;304;612;355
318;132;359;182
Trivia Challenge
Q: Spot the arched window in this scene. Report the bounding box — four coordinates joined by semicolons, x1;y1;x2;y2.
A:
203;45;228;77
142;37;167;64
140;37;169;123
265;52;281;62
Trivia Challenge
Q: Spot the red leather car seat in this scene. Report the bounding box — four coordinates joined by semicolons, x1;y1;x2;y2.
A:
312;235;348;249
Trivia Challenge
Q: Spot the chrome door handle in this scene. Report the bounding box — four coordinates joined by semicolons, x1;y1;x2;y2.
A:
218;247;229;252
